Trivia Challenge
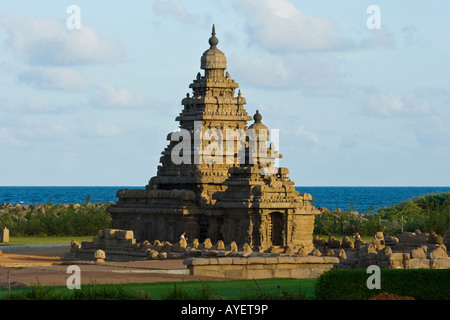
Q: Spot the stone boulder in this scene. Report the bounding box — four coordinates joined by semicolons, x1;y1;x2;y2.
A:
327;236;341;249
428;232;444;245
313;236;326;248
146;249;159;260
341;236;354;249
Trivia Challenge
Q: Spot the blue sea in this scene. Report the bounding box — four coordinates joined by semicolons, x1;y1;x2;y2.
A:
1;186;450;213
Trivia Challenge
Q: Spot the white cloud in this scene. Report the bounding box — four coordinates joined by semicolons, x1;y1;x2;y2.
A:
230;53;345;96
295;126;320;151
18;66;89;91
236;0;354;53
19;95;64;114
0;15;125;66
18;116;75;142
0;127;25;147
94;122;122;138
91;84;146;109
365;93;432;118
153;0;193;23
414;116;450;148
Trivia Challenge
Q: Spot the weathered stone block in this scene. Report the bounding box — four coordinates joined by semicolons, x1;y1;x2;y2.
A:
301;256;325;264
247;257;266;264
323;256;340;264
116;230;134;240
273;269;292;278
408;258;430;269
430;246;448;259
232;257;248;265
397;232;428;243
430;258;450;269
217;257;233;265
247;268;273;279
104;229;118;239
190;257;210;265
278;256;296;264
225;268;245;279
290;268;313;278
263;257;279;264
81;241;93;250
411;247;427;259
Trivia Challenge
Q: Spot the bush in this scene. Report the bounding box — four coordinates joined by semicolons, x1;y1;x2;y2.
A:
315;269;450;300
314;192;450;237
0;200;112;236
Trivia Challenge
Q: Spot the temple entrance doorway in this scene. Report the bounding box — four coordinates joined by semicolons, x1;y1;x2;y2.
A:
269;212;284;246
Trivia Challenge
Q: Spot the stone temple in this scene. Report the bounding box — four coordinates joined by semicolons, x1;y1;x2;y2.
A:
107;26;320;252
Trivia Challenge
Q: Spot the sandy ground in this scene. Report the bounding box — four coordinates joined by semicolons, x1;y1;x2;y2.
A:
0;247;228;288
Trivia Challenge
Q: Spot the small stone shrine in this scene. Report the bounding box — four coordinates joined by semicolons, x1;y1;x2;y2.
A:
107;26;320;252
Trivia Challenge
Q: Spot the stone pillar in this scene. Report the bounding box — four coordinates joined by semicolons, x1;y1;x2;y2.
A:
1;227;9;243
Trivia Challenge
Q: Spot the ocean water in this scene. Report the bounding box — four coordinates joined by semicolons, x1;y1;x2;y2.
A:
1;186;450;213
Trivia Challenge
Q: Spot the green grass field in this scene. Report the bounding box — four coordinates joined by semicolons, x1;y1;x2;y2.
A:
0;235;93;246
0;278;317;300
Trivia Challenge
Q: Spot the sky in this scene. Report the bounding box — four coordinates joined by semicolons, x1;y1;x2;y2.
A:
0;0;449;187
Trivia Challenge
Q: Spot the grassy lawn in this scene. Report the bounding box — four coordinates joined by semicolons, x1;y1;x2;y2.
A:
0;278;317;300
136;278;317;300
0;235;94;246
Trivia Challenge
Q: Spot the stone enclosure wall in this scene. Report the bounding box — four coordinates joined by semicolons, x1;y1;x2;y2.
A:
66;228;450;279
183;256;337;279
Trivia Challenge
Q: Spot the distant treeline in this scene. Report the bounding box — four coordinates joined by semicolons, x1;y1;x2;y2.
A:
0;198;112;236
314;192;450;237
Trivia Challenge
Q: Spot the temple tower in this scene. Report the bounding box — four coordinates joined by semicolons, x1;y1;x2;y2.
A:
108;26;320;251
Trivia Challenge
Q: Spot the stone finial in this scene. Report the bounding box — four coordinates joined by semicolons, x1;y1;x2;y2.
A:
209;24;219;48
253;110;262;123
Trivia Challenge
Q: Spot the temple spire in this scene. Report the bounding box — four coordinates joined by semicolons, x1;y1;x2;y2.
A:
209;24;219;49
